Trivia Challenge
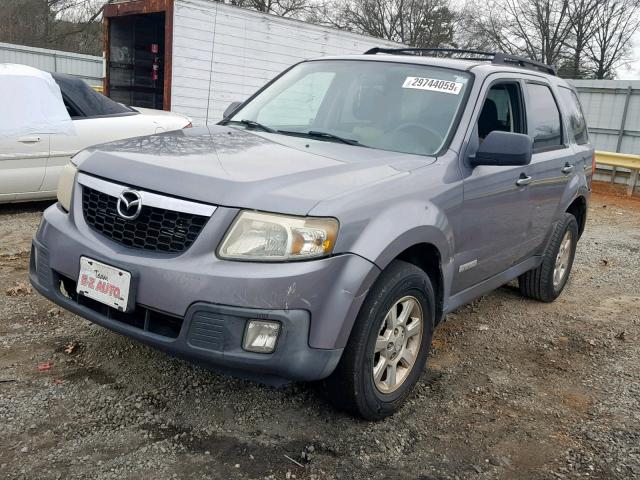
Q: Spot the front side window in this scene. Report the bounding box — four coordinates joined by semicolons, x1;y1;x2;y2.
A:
526;83;563;150
226;60;472;156
558;87;588;145
478;82;524;140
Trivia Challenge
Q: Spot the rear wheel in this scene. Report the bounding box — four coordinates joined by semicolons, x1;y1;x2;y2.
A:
326;260;435;420
519;213;579;302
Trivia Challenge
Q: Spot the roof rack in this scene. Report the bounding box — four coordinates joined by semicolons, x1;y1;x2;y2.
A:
363;47;557;76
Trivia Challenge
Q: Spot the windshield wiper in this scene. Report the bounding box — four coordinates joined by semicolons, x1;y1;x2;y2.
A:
307;131;360;146
225;122;362;146
224;119;277;133
278;130;361;146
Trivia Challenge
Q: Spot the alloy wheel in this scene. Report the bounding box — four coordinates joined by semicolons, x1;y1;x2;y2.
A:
553;230;573;288
373;295;423;394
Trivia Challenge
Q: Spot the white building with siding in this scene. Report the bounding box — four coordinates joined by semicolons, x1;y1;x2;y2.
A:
104;0;400;125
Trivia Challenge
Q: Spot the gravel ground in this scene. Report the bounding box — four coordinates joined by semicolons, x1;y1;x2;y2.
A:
1;185;639;480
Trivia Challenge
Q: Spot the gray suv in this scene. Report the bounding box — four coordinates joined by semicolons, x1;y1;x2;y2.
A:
30;48;593;419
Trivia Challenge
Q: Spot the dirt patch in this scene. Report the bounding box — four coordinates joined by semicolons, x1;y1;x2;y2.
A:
592;180;640;206
1;187;639;479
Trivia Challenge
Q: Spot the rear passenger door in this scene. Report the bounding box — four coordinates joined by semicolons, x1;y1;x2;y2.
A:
524;81;576;249
557;86;593;186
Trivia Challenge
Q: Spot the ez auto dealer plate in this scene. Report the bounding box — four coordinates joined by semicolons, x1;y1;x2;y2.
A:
77;257;131;311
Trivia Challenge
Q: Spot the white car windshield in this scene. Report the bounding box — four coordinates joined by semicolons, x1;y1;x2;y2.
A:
225;60;472;156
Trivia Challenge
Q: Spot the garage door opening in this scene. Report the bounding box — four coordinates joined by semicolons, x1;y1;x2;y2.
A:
107;12;166;110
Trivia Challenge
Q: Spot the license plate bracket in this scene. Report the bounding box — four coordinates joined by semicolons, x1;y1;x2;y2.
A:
77;257;132;312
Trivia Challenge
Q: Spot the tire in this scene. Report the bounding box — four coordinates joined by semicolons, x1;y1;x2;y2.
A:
325;260;435;420
519;212;579;302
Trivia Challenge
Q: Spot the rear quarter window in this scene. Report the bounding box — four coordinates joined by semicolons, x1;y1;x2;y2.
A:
558;87;589;145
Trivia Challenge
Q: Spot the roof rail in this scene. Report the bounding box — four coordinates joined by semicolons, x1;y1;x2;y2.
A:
363;47;557;76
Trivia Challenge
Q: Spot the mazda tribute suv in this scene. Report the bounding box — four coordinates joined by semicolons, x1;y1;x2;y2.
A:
30;48;593;419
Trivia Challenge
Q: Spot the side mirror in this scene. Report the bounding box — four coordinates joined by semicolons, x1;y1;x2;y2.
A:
223;101;243;119
471;131;533;167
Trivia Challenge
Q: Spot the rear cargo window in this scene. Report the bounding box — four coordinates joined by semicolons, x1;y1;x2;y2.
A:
526;83;563;151
54;73;134;118
558;87;589;145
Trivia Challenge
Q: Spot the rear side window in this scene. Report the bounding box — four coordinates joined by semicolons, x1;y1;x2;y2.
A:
558;87;589;145
526;83;563;150
54;74;133;118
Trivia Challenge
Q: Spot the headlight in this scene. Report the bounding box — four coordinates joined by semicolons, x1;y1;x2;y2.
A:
57;162;77;212
218;211;339;261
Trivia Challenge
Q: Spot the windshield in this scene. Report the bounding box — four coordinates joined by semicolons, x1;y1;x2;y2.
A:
226;60;471;156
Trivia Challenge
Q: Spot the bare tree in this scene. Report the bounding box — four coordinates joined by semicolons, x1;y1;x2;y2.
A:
322;0;455;47
0;0;104;55
229;0;311;17
0;0;50;48
561;0;600;78
469;0;573;66
585;0;640;79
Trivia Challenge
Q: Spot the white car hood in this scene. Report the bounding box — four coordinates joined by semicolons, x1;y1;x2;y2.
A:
132;107;191;131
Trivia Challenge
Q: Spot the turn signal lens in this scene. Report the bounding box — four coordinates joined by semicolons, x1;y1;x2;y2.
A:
57;162;78;212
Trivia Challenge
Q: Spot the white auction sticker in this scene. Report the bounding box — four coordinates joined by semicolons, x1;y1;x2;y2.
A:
402;77;463;95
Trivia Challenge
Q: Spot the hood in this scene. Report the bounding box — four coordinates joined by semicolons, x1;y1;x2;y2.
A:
75;126;435;215
133;107;191;130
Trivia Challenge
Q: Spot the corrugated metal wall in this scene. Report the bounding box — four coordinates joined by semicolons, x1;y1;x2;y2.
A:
570;80;640;184
569;80;640;155
0;42;104;87
172;0;400;125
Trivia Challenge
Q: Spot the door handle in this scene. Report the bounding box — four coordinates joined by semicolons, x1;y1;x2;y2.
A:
561;164;575;174
18;136;41;143
516;175;532;187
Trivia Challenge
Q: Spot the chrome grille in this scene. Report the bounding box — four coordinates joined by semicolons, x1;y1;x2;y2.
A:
81;186;209;253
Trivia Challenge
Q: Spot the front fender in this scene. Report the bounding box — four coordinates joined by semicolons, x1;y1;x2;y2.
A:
360;214;453;270
309;159;462;332
330;198;457;305
336;200;453;268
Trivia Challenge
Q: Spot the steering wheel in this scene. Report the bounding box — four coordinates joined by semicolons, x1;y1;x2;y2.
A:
390;123;442;151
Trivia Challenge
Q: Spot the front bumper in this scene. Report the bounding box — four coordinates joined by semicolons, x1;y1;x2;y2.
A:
29;198;380;383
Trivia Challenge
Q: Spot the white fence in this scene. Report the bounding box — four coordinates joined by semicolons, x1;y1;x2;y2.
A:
0;42;104;87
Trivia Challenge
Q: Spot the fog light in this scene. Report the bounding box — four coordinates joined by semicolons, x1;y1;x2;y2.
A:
243;320;280;353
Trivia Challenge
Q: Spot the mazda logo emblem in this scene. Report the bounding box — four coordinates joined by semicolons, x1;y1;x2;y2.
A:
116;190;142;220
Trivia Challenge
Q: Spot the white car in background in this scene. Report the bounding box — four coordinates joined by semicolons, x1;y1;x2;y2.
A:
0;65;191;204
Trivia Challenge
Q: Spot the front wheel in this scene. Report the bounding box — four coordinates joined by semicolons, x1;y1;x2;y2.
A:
325;260;435;420
519;212;579;302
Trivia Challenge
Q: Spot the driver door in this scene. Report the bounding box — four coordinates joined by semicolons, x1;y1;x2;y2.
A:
453;78;536;293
